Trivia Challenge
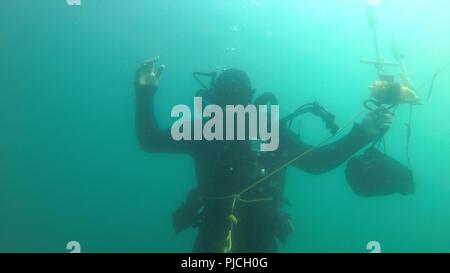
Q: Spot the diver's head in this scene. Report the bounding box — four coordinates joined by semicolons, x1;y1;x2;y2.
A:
211;69;254;106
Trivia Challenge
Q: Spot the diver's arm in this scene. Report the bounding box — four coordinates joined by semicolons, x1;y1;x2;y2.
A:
286;123;372;174
287;108;392;174
135;57;193;154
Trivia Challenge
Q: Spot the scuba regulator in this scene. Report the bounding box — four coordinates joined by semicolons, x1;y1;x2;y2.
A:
280;102;339;136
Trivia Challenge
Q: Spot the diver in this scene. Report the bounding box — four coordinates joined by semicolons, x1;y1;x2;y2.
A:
134;56;396;253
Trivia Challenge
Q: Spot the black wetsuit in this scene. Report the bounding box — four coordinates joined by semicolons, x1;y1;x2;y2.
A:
136;85;373;252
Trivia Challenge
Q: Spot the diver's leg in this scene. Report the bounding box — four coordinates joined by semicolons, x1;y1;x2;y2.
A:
232;212;278;253
233;229;277;253
192;222;228;253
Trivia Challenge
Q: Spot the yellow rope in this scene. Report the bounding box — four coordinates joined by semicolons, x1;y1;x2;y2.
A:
237;197;273;203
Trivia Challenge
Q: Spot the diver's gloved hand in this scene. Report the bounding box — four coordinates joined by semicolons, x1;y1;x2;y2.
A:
360;107;393;140
135;56;165;89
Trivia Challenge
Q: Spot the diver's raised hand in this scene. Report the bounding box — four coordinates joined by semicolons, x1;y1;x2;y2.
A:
135;56;165;89
360;107;393;140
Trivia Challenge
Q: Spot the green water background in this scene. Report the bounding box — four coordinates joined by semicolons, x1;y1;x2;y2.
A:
0;0;449;252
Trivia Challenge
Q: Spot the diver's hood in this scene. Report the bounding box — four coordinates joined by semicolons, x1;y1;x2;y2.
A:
214;69;252;93
345;147;415;197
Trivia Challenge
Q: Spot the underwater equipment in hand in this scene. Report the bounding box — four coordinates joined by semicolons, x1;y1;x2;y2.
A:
367;75;420;107
347;2;417;196
361;4;421;108
345;147;414;196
